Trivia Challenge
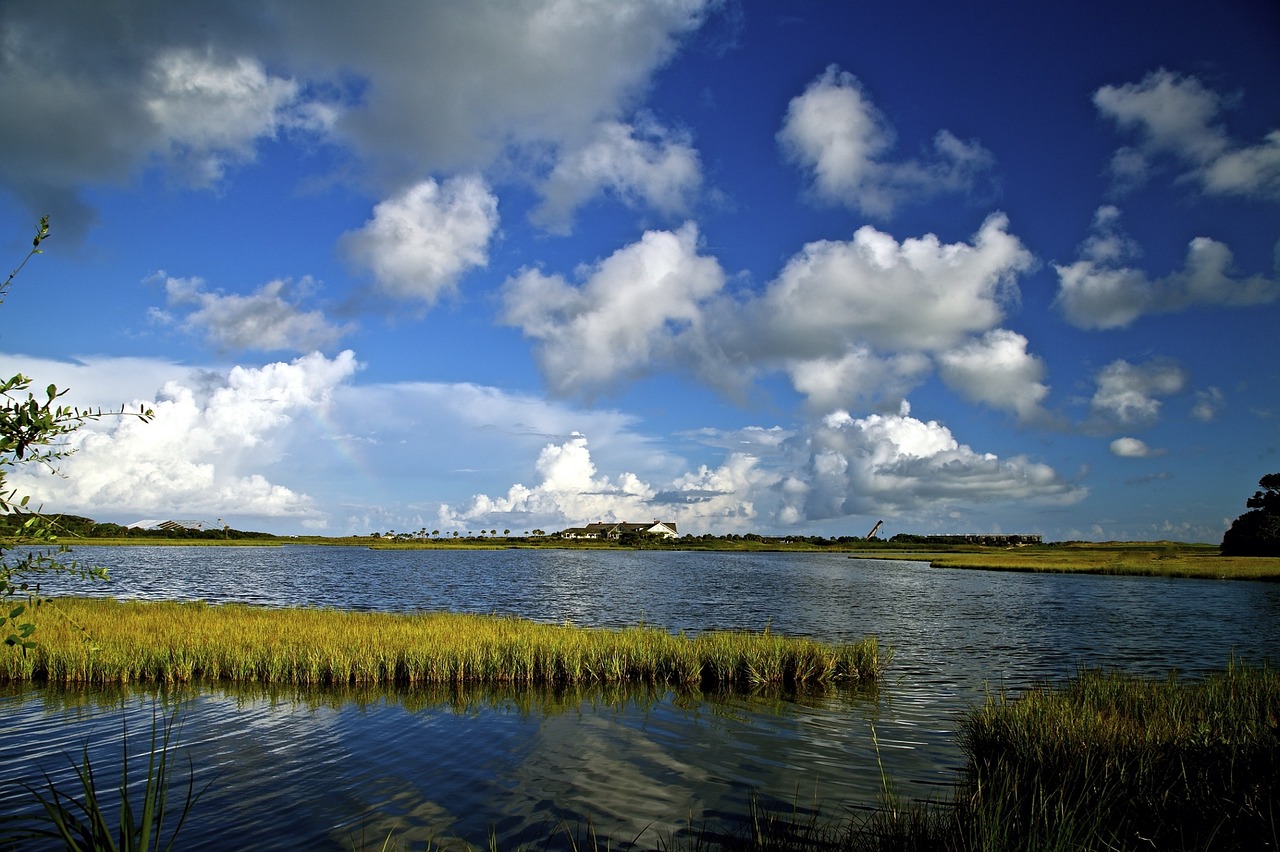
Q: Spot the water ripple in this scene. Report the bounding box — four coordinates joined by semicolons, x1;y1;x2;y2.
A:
6;547;1278;847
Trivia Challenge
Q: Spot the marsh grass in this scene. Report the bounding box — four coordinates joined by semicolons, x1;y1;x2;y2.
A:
848;542;1280;580
0;597;882;690
956;661;1280;851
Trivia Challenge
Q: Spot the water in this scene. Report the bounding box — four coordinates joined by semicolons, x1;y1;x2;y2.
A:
3;546;1278;848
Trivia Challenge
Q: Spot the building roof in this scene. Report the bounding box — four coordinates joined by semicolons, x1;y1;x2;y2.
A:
126;519;213;531
559;521;678;537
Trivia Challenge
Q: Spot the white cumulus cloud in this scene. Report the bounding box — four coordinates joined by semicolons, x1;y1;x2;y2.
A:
715;214;1037;410
1110;437;1163;458
777;65;994;217
797;404;1084;520
1094;69;1280;199
501;222;726;395
532;116;702;233
745;213;1032;356
1055;207;1279;329
942;326;1049;419
785;348;931;414
504;214;1040;413
343;175;500;306
1089;359;1187;428
936;329;1050;422
9;351;360;524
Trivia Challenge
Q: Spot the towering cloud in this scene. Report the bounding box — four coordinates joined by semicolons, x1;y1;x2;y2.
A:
10;352;360;525
441;403;1082;535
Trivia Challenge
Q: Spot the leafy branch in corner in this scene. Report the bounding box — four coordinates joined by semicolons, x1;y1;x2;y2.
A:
1;216;154;649
0;213;49;302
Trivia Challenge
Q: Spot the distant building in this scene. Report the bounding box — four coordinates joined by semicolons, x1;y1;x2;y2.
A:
559;521;679;540
891;533;1043;546
127;519;215;532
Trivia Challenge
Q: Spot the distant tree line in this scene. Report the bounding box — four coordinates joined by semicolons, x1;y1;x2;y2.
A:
0;513;275;541
888;533;1042;546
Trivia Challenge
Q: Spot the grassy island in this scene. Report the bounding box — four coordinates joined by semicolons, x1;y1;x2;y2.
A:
846;541;1280;581
0;597;882;690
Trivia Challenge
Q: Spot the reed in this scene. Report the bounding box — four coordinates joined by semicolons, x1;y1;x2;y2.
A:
0;597;882;690
1;707;205;851
956;660;1280;851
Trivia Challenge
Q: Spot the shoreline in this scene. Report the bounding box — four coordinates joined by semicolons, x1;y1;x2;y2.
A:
52;537;1280;581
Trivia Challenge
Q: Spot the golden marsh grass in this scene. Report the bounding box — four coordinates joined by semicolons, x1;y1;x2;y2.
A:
849;542;1280;580
1;597;882;690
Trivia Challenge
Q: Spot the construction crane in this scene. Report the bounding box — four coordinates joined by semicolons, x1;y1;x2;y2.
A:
866;520;883;540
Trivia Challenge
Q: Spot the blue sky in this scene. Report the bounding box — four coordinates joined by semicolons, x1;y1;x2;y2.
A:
1;0;1277;541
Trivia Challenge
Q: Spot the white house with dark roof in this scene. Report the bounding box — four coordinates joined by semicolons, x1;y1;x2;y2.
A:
127;519;214;532
559;521;678;540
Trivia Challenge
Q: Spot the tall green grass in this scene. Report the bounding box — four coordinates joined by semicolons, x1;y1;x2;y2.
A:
954;661;1280;851
1;597;882;689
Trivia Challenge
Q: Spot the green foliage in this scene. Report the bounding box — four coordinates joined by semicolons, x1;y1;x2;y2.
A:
1222;472;1280;556
1;217;154;648
617;529;660;548
0;514;279;541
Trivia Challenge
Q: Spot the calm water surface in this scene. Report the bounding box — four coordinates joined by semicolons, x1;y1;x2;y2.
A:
3;546;1277;848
